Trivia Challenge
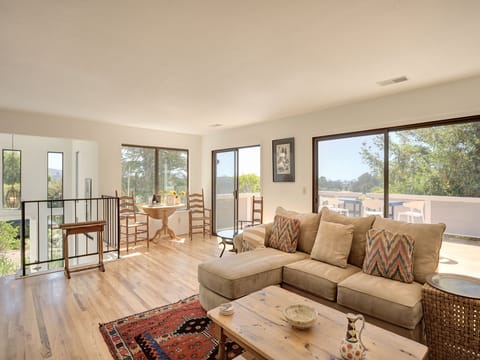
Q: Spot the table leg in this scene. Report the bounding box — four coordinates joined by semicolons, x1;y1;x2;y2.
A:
63;233;71;279
99;232;105;272
215;324;226;360
162;211;178;239
151;229;163;242
166;227;177;239
219;239;227;257
151;223;178;241
162;211;169;235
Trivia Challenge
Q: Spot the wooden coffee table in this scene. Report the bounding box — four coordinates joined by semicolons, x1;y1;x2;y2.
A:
207;286;427;360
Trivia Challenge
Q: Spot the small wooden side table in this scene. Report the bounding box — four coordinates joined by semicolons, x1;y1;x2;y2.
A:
60;220;107;279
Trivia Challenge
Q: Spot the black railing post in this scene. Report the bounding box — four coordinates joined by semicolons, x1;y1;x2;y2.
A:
116;196;120;259
21;201;26;277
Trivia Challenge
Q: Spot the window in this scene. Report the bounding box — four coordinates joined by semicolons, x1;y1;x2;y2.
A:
314;117;480;240
121;145;188;205
315;133;384;217
47;152;64;207
2;149;21;209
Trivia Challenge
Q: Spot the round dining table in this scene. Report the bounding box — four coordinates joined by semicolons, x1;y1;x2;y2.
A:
142;204;185;240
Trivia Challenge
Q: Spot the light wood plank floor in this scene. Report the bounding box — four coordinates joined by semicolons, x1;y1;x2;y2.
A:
0;235;230;360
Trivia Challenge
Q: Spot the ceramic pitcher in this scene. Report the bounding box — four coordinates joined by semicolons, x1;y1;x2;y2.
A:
339;313;366;360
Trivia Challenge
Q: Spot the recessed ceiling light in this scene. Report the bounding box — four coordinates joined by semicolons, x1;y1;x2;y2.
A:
377;76;408;86
209;123;223;127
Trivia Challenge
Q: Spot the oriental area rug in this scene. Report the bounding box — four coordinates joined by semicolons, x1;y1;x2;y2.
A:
99;295;243;360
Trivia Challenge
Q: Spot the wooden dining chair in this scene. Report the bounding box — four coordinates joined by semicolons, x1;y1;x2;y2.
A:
115;191;150;251
188;189;212;239
239;195;263;229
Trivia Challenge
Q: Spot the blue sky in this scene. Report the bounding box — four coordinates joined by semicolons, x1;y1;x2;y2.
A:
215;137;376;181
216;146;261;177
48;152;63;170
318;135;375;181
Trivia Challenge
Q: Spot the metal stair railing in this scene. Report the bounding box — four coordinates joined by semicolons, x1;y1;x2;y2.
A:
20;196;120;277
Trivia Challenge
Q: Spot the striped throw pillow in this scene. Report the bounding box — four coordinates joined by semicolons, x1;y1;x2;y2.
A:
267;215;300;253
363;228;415;283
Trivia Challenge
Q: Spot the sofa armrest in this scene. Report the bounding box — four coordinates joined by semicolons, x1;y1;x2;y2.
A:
233;223;273;253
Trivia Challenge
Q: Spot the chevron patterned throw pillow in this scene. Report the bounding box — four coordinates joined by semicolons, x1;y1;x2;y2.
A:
363;228;415;283
267;215;300;253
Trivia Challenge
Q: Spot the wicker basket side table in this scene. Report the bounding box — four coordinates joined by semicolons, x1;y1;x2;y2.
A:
422;282;480;359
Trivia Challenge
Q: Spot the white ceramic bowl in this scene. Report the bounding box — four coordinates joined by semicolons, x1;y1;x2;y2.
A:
283;304;317;329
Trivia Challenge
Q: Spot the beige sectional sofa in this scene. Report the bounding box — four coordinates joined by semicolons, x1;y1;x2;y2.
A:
197;206;445;342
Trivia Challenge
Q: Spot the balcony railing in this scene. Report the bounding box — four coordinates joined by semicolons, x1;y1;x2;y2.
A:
318;191;480;239
20;196;119;277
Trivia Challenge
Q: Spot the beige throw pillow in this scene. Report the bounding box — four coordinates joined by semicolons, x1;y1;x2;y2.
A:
320;207;375;267
310;221;354;268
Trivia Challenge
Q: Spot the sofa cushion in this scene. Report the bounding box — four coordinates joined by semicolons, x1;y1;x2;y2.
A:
267;215;300;252
235;225;267;252
310;221;354;268
372;217;445;283
363;228;415;283
320;207;375;268
198;247;309;300
337;272;423;329
276;207;321;254
283;259;361;301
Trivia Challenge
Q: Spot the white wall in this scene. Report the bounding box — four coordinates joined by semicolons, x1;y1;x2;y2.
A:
72;140;99;198
1;75;480;227
0;133;76;202
0;110;203;197
202;75;480;222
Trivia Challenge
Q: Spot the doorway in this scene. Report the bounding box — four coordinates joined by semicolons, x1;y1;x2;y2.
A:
212;145;261;233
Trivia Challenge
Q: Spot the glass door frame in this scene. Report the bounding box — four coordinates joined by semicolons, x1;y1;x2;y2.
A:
212;148;239;234
212;144;261;235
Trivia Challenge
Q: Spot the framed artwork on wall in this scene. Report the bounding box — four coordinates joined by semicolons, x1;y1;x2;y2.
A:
272;137;295;182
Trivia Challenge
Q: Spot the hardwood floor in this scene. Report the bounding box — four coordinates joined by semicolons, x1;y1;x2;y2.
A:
0;235;229;359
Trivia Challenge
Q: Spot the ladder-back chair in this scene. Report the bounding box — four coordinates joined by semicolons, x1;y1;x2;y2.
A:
188;190;212;239
116;191;149;252
239;195;263;229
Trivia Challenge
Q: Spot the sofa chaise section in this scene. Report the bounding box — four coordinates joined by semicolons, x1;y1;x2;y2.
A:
198;247;309;310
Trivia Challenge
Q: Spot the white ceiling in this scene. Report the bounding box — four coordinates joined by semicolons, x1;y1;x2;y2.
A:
1;1;480;135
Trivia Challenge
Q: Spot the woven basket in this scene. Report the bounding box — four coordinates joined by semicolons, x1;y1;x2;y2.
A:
422;283;480;360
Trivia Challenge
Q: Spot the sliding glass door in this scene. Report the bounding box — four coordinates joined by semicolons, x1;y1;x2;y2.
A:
313;117;480;240
213;150;238;233
212;145;261;233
